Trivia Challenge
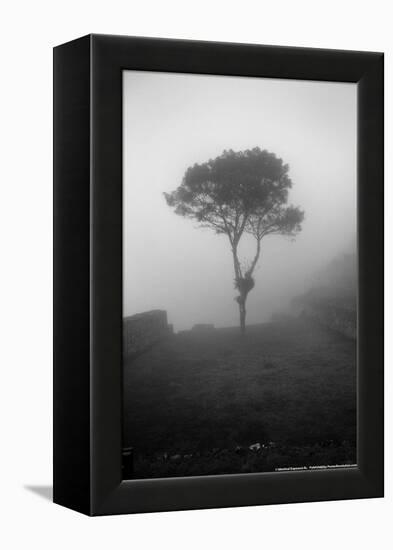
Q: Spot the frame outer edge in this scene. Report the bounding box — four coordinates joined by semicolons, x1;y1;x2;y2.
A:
84;35;384;515
53;35;92;515
357;53;384;496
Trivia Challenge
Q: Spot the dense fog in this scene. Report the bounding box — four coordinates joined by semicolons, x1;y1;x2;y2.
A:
123;71;357;331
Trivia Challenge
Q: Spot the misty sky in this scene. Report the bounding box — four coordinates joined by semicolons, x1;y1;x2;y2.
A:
123;71;357;331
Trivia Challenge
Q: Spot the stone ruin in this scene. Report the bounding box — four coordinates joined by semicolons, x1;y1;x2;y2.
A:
191;323;215;332
291;290;356;340
123;310;173;358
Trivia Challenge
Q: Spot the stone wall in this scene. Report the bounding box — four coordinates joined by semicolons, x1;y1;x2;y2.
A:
292;291;356;340
300;303;356;340
290;252;357;340
123;310;172;358
192;324;214;332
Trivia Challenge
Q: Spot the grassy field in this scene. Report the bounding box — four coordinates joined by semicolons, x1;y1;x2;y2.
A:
123;317;357;478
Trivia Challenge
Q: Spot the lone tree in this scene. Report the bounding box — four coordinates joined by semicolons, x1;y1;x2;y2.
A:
164;148;304;333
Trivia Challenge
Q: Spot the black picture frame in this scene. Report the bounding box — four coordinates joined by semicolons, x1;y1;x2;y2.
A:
53;34;384;516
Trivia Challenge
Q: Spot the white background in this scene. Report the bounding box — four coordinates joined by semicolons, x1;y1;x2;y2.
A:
0;1;390;548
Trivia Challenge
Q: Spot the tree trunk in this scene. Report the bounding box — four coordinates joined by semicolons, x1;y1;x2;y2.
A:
239;299;247;334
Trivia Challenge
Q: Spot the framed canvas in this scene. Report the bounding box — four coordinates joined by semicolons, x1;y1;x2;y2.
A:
53;34;384;516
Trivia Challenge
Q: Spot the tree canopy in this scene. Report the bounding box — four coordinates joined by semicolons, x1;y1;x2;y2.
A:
164;147;304;332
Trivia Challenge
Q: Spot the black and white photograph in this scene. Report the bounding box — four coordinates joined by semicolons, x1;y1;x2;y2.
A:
122;70;357;479
0;0;388;541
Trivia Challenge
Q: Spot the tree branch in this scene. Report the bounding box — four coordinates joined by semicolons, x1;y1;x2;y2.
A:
247;236;262;277
232;245;242;280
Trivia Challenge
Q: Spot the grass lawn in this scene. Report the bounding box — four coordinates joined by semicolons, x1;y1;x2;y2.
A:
123;317;357;478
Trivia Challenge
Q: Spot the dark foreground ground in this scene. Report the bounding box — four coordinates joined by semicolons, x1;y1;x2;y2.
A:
123;318;357;478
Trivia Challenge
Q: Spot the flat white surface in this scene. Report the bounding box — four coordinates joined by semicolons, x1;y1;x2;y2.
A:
0;0;390;548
